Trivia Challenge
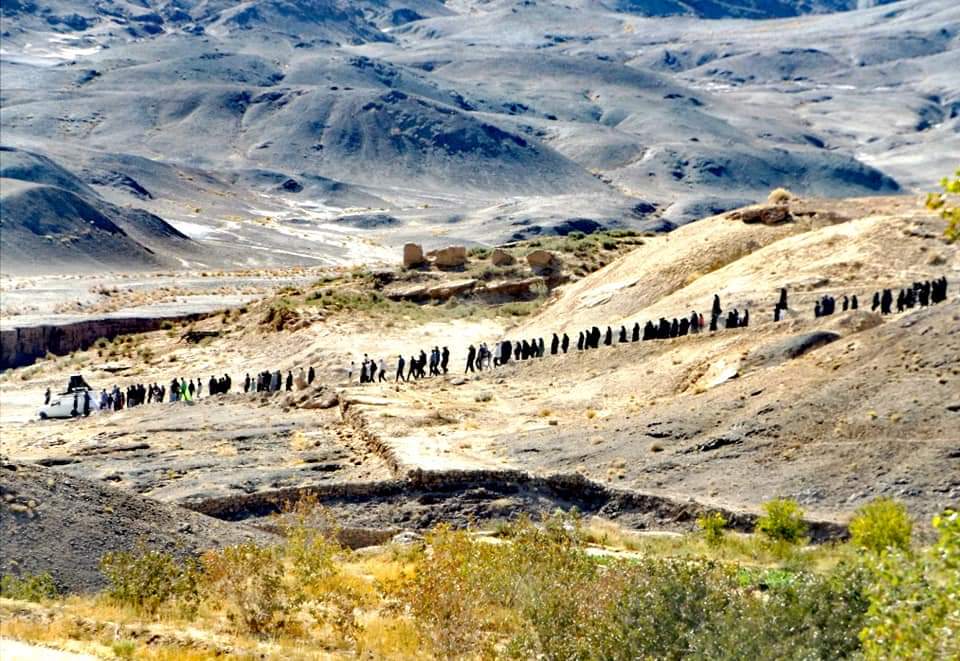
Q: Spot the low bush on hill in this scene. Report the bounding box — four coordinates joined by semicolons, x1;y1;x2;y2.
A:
849;497;913;553
0;572;59;602
756;498;808;547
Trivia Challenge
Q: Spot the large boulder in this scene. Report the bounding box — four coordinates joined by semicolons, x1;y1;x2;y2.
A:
432;246;467;268
403;243;425;268
491;248;516;266
728;206;792;225
526;249;561;272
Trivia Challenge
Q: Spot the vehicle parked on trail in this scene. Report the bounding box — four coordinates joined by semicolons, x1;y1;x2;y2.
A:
38;375;100;420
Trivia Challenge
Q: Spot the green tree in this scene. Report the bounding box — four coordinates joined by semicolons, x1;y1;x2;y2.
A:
925;168;960;243
756;498;808;546
849;498;912;554
860;510;960;659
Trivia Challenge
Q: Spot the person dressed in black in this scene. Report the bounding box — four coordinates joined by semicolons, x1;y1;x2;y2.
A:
577;332;584;351
561;333;570;353
395;355;406;382
538;338;545;358
286;371;294;391
308;366;315;384
880;289;893;315
872;291;881;311
777;288;788;311
643;321;655;340
551;333;559;355
44;388;51;405
465;345;476;373
604;327;613;346
851;294;858;310
632;322;640;342
618;326;627;343
441;347;450;373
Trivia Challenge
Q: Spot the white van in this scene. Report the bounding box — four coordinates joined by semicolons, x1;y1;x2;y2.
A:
38;375;101;420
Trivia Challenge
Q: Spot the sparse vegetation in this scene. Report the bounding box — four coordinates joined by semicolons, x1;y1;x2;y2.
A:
849;497;913;554
3;510;957;658
768;187;794;204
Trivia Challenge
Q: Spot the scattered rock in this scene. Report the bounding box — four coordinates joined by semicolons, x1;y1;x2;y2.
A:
490;248;516;266
432;246;467;268
449;377;468;386
391;531;424;545
526;249;561;272
403;243;425;268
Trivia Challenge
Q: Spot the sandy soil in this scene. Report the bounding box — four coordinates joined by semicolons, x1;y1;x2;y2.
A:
2;196;957;537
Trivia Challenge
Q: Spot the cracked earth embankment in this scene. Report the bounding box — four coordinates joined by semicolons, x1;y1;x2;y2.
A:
184;400;849;541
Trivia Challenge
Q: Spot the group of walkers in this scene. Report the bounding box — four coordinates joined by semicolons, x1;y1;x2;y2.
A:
868;277;949;315
245;366;317;393
354;278;949;384
44;277;952;417
391;347;452;382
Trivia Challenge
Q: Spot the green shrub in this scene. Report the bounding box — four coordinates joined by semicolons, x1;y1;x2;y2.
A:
100;543;200;617
756;498;808;546
925;169;960;243
468;247;490;259
110;640;137;659
849;498;912;553
860;509;960;660
201;543;296;636
697;512;728;547
0;572;59;602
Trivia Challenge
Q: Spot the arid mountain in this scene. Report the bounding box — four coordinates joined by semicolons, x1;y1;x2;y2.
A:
0;147;197;274
1;0;955;272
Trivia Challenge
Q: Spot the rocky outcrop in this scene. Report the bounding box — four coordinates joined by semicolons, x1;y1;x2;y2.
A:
491;248;516;266
1;313;210;370
385;278;478;302
403;243;425;268
479;277;546;299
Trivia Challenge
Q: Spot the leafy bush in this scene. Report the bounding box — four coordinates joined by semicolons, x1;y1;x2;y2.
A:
0;572;59;602
756;498;808;546
860;509;960;660
697;512;728;547
925;169;960;243
201;543;296;636
100;543;200;617
849;498;913;553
